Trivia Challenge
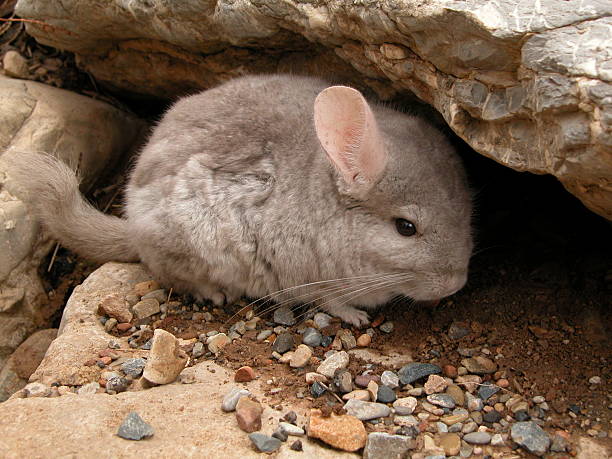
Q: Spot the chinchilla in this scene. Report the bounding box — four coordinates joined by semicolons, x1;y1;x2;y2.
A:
7;74;473;326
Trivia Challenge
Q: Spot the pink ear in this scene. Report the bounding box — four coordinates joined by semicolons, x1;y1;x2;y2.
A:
314;86;387;194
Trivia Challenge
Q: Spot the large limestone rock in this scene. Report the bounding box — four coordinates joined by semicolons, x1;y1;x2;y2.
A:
14;0;612;218
0;262;356;457
0;76;144;370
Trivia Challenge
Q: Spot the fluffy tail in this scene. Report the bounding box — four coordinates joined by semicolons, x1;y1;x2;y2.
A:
7;152;138;263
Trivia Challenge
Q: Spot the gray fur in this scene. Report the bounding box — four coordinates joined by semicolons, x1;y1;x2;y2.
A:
8;74;473;326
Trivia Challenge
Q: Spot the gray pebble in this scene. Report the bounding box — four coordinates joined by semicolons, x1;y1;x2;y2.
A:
229;320;246;335
117;412;154;440
272;332;295;354
316;351;349;378
448;321;470;340
436;422;448;433
310;381;327;398
483;410;502;424
272;428;288;442
279;422;305;436
121;357;147;378
398;363;441;385
377;385;397;403
221;387;250;412
141;289;167;303
78;382;100;395
273;306;296;326
380;370;399;389
363;432;414;459
248;433;282;453
463;431;491;444
477;382;500;401
313;312;332;329
344;399;391;420
379;321;394;333
256;330;273;341
427;393;455;409
334;369;353;393
511;421;551;456
320;335;333;347
192;342;205;358
302;328;323;347
106;377;129;394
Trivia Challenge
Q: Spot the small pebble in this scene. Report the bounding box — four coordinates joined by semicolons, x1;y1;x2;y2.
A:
393;397;417;415
491;433;505;446
316;351;349;378
427;393;455;409
380;370;399;389
398;363;441;385
236;397;263;433
305;372;327;384
342;390;370;401
272;332;295;354
290;440;303;451
249;433;282;453
283;411;298;424
234;366;256;382
106;377;129;394
132;298;161;320
310;381;327;398
290;344;313;368
221;387;250;412
308;409;367;452
424;374;448;394
313;312;332;329
363;432;414;459
207;333;231;354
356;334;371;347
379;321;394;333
116;412;154;440
280;422;305;436
355;374;381;388
343;399;391;421
272;428;288;442
461;356;497;374
478;382;501;401
483;410;502;423
302;328;323;347
511;421;551;456
121;358;146;377
104;318;118;332
23;382;51;398
588;375;601;385
334;369;353;393
463;431;491;445
256;330;273;341
377;385;396;403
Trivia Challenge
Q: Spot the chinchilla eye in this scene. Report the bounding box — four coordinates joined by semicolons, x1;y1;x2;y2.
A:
395;218;416;237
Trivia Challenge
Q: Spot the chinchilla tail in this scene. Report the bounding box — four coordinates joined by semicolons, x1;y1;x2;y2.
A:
6;151;139;263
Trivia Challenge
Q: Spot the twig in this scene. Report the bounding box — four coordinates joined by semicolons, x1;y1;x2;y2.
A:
167;288;173;303
317;382;344;404
47;242;60;272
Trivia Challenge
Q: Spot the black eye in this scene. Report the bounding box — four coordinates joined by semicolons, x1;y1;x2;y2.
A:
395;218;417;237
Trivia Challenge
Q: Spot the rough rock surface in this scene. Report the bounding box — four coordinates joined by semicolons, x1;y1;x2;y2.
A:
15;0;612;218
0;263;357;457
0;75;144;370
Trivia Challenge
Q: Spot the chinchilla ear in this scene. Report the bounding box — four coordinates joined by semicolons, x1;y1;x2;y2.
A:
314;85;388;197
